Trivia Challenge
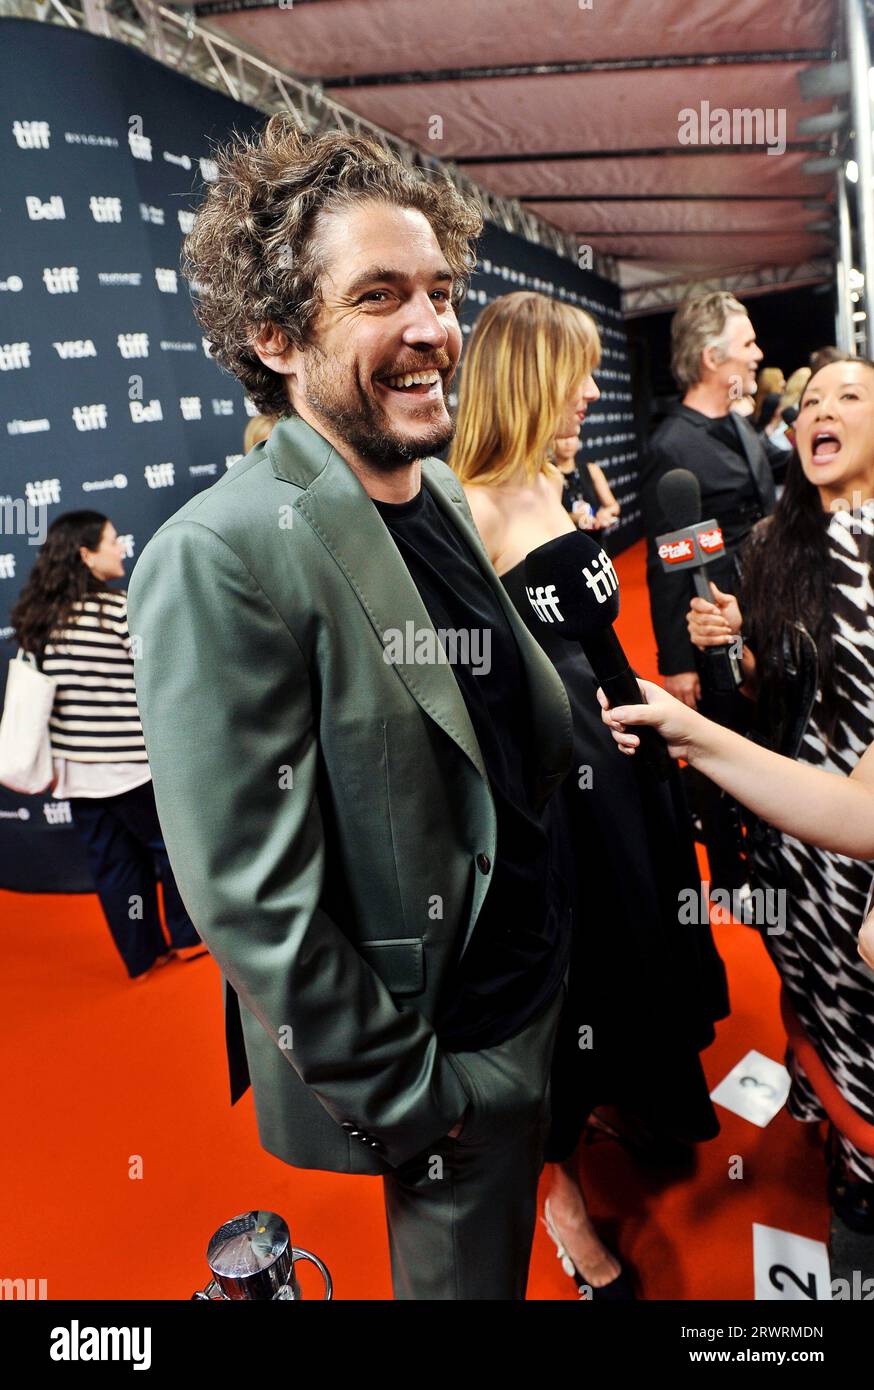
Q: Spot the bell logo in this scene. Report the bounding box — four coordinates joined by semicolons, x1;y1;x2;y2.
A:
128;131;152;161
526;584;563;624
25;195;65;220
130;400;163;424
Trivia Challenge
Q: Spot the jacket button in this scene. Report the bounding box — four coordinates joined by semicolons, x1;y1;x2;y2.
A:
476;853;491;874
340;1121;355;1131
369;1139;384;1152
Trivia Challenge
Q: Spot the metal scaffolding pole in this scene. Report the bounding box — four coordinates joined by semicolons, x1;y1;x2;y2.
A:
846;0;874;355
836;167;855;352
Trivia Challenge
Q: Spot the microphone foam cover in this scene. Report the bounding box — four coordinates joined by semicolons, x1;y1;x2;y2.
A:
657;468;701;529
524;530;620;640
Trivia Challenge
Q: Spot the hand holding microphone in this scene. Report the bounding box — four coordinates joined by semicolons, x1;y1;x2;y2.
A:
655;468;744;694
598;677;706;762
523;529;672;780
687;581;743;649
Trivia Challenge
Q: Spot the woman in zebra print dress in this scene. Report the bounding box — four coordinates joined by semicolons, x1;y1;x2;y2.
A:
686;357;874;1230
602;358;874;1237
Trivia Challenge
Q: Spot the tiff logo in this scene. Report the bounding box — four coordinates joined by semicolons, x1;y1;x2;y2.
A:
145;463;175;488
90;196;122;223
43;266;79;293
25;479;61;508
72;404;108;431
117;332;149;359
12;120;50;149
526;584;563;623
0;343;31;371
582;550;619;604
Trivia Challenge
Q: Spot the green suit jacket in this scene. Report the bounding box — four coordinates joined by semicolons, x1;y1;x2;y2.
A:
127;414;574;1175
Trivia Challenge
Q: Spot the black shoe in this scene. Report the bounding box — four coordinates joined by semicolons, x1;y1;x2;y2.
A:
826;1126;874;1235
541;1199;637;1301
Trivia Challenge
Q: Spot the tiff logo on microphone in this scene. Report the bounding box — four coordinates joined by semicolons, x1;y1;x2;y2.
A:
526;584;563;623
582;551;618;604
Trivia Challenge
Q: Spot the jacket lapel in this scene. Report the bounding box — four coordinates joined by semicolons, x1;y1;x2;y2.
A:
266;415;571;800
268;416;488;782
730;412;777;511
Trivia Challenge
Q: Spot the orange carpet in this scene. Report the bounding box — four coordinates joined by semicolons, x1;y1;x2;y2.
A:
0;537;828;1300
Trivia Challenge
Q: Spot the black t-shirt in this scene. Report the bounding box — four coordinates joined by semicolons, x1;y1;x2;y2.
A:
372;483;570;1051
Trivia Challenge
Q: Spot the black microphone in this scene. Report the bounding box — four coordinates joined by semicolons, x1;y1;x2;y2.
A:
524;530;671;780
656;469;743;693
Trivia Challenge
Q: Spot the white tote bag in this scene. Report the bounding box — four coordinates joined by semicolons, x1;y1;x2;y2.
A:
0;649;56;794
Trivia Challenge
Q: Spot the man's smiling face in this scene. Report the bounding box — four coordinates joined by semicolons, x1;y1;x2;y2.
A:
287;200;463;470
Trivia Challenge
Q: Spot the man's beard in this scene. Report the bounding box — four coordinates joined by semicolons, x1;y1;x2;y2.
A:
303;349;456;469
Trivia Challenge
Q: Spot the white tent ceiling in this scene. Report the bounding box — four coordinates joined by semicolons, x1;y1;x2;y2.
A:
199;0;843;287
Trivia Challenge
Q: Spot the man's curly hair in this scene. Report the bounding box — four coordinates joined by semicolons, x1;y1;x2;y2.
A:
182;115;484;418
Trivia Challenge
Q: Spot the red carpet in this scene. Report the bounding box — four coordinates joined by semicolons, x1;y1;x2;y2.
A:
0;538;828;1299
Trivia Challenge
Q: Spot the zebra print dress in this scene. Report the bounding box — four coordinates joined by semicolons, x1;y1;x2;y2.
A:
757;505;874;1181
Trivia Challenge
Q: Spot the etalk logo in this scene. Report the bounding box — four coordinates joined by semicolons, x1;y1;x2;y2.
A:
658;538;695;564
697;527;725;555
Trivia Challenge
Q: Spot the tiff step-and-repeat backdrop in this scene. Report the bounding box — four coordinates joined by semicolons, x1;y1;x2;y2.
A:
0;18;641;893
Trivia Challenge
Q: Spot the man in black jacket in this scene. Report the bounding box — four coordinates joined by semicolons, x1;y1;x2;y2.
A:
640;292;776;888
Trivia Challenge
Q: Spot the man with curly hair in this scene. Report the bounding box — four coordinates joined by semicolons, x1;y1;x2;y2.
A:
127;116;574;1299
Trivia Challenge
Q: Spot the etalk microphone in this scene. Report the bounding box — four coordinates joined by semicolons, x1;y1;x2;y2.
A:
524;530;672;780
655;469;743;693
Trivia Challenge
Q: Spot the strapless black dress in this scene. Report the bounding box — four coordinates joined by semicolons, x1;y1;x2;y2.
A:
501;561;730;1157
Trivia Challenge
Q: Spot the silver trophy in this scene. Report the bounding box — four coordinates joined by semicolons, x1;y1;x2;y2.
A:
192;1210;332;1300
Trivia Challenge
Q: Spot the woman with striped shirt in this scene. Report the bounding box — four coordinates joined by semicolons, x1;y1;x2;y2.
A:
10;510;204;982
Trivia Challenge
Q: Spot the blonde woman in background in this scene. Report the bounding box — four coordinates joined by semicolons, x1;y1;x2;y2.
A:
767;366;812;452
752;366;786;427
243;413;278;453
449;292;729;1300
